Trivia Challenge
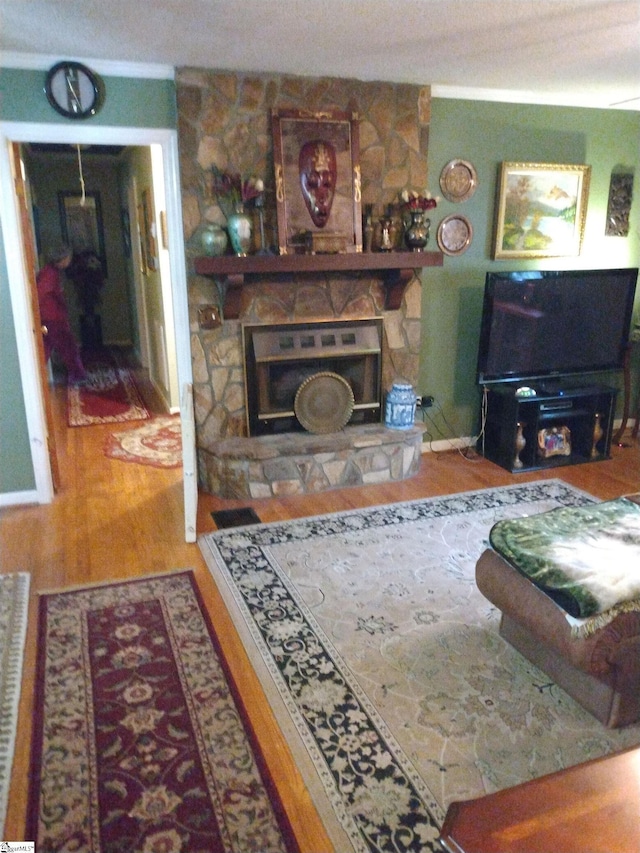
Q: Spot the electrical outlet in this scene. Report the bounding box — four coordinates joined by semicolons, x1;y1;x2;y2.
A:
417;395;434;408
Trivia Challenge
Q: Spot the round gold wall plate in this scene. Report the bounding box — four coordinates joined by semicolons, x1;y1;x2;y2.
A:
294;371;354;434
437;214;473;256
439;159;478;203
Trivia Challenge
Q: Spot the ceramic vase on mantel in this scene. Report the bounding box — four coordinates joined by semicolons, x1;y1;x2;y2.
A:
227;206;253;256
404;210;430;251
200;223;228;257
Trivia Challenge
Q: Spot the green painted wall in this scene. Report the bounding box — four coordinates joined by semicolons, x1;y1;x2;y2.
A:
0;68;176;127
422;99;640;440
0;220;34;493
0;65;176;498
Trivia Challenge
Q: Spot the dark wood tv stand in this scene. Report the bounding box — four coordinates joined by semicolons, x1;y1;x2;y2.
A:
478;383;618;473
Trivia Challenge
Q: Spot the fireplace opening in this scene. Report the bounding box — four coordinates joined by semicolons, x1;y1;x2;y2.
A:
243;318;383;435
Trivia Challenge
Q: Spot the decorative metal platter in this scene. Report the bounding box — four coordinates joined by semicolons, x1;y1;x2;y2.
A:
437;214;473;256
439;159;478;203
294;371;355;434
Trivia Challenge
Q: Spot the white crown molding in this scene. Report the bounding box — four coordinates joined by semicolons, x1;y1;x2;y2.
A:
3;55;637;110
432;84;640;112
0;51;174;80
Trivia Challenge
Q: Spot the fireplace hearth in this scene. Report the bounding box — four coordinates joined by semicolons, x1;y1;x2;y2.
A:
200;423;424;498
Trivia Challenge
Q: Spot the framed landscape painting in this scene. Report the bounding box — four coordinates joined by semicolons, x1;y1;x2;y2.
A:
58;190;107;274
493;162;591;259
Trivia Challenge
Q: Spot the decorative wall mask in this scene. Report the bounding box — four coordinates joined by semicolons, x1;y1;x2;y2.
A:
272;108;362;255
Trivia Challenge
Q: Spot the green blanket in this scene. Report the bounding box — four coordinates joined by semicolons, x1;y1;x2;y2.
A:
489;497;640;618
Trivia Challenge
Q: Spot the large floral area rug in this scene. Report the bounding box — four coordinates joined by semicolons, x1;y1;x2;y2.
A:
199;480;640;853
67;354;150;427
27;571;294;853
104;416;182;468
0;572;30;838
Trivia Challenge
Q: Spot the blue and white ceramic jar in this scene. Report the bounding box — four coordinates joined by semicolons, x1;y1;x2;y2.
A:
385;380;417;430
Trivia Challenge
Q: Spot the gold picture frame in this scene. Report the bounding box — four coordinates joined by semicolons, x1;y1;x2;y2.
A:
140;188;158;273
271;108;362;255
493;162;591;260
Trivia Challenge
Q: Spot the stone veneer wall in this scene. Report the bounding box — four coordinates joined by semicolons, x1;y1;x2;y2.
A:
176;69;431;492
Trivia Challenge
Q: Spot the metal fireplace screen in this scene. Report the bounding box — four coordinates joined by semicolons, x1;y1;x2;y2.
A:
243;318;383;435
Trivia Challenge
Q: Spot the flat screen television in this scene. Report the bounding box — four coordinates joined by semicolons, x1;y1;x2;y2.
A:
476;267;638;386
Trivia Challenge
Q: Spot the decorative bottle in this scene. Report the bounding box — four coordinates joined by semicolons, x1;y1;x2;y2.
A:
591;412;603;459
363;204;374;252
378;216;394;251
404;210;430;251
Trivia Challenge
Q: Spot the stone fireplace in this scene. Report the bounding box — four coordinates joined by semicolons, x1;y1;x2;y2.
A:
190;271;425;498
176;68;433;497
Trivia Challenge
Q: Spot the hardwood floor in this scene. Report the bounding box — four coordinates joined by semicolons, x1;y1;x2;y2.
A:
2;374;639;848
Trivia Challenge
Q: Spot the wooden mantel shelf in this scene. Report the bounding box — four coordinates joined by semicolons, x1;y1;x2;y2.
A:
194;250;443;318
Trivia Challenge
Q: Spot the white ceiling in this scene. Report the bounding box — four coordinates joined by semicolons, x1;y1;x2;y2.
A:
1;0;639;110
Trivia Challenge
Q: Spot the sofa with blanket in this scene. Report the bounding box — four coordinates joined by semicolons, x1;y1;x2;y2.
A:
476;495;640;728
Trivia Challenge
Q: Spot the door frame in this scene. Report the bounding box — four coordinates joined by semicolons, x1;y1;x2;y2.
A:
0;121;197;539
10;141;61;491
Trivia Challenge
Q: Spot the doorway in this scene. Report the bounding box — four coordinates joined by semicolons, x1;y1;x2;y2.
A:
0;121;196;540
24;141;179;413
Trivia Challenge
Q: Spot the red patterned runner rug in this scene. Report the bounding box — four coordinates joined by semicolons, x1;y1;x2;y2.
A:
27;571;295;853
104;416;182;468
67;351;150;427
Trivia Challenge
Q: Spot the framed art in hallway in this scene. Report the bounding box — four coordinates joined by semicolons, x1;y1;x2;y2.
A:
140;187;158;273
271;108;363;255
58;190;107;274
492;162;591;259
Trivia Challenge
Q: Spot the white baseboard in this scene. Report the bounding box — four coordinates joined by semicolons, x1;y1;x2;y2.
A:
421;436;473;453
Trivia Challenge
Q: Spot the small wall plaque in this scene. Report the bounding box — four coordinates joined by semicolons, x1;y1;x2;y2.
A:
605;170;634;237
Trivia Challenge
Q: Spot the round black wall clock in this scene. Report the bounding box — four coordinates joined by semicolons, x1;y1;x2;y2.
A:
45;61;103;119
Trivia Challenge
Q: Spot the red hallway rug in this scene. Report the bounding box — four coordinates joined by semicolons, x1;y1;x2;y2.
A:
67;354;150;426
105;416;182;468
27;571;294;853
